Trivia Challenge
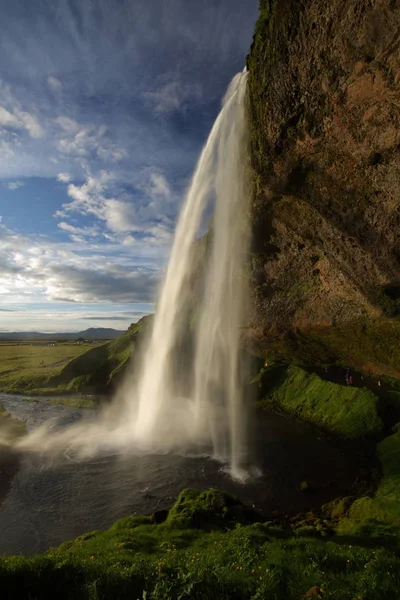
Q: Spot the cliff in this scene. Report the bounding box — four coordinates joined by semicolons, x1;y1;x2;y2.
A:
246;0;400;375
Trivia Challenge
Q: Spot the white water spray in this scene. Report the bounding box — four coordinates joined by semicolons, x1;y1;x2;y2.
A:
19;71;251;479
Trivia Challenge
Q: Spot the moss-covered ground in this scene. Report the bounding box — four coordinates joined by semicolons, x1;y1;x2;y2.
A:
1;488;400;600
0;403;26;445
338;424;400;540
253;365;383;439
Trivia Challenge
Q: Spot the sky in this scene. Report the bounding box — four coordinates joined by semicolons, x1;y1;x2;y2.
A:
0;0;258;332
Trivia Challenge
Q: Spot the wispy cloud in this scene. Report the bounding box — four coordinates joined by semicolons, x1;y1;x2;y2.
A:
3;180;24;190
57;172;72;183
0;223;162;304
145;79;203;116
0;105;44;139
0;0;258;329
47;76;63;94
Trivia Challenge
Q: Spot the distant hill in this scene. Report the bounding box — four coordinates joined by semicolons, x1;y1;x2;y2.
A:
0;328;124;341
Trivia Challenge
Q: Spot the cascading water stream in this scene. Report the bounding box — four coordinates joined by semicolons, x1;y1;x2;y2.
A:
129;70;250;477
18;70;251;479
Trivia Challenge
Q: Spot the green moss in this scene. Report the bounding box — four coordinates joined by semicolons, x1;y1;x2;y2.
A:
2;488;400;599
261;366;383;439
322;497;355;520
166;488;261;530
338;425;400;537
0;404;26;443
110;516;152;530
47;397;97;409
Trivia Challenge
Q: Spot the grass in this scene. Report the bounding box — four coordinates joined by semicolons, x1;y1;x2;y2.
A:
47;397;98;409
0;403;26;444
255;365;383;439
338;423;400;539
1;488;400;599
0;316;152;397
0;342;95;393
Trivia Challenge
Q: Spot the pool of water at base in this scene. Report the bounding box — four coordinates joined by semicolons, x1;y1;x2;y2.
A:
0;393;371;555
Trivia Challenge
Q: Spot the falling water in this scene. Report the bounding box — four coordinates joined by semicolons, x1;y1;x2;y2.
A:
130;70;250;477
18;71;251;479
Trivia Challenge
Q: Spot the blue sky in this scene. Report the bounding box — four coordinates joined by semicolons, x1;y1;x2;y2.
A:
0;0;258;332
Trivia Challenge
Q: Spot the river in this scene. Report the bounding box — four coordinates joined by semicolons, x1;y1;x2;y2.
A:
0;393;371;555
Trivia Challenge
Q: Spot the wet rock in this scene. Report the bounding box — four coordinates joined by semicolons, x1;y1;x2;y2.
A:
246;0;400;373
150;509;169;524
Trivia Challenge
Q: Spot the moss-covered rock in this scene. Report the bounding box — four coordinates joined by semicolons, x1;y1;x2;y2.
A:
322;497;355;520
338;423;400;537
258;365;383;439
166;488;262;530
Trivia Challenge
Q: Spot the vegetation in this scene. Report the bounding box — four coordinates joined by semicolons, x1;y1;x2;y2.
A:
0;342;94;393
2;488;400;599
0;317;151;397
254;365;383;439
46;397;98;409
246;319;400;380
0;403;25;444
338;424;400;539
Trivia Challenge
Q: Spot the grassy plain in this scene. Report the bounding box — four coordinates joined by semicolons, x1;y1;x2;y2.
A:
0;341;99;394
0;318;149;396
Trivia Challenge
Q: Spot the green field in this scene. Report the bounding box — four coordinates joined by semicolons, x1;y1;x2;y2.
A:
0;318;150;396
0;342;100;394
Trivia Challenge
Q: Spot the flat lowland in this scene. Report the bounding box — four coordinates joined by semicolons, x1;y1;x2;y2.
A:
0;341;101;394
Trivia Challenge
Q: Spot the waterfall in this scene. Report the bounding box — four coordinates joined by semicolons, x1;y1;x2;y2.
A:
18;71;251;479
129;70;250;478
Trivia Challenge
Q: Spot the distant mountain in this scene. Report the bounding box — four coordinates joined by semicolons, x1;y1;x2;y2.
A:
0;328;124;341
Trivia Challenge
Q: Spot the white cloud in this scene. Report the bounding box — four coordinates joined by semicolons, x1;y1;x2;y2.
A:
55;120;126;164
55;169;174;247
103;199;136;233
148;172;171;198
14;109;44;138
4;180;24;190
57;221;99;239
145;79;202;115
0;105;44;138
57;172;72;183
47;76;63;94
54;116;79;134
0;223;161;305
0;107;19;129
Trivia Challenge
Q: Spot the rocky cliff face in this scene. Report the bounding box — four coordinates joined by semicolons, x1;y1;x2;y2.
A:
246;0;400;375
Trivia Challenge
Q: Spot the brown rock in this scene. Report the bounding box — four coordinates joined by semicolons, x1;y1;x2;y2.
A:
246;0;400;371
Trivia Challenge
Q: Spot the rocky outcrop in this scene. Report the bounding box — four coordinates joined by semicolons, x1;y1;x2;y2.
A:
246;0;400;371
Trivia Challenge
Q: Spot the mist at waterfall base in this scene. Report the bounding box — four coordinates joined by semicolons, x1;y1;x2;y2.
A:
19;71;254;481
